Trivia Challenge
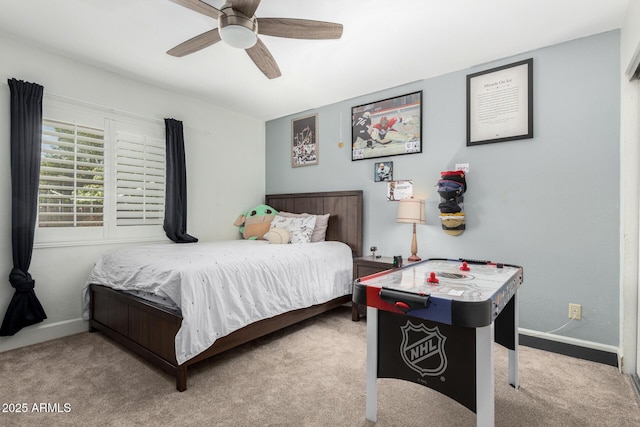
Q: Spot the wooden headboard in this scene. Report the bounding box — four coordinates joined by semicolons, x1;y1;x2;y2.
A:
265;190;363;257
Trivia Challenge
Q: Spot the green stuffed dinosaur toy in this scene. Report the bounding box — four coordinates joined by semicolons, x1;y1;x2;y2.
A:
234;204;278;240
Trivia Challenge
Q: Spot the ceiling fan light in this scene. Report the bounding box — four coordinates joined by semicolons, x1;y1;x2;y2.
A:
219;24;257;49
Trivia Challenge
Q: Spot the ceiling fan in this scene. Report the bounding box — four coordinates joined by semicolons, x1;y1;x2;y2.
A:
167;0;343;79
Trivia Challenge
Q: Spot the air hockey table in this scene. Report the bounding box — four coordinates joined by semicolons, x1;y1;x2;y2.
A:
352;258;523;427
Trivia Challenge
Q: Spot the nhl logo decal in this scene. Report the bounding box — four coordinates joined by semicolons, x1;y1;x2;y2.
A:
400;321;448;377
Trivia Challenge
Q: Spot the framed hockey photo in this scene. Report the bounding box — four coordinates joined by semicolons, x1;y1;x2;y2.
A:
467;58;533;146
374;161;393;182
351;91;422;161
291;113;318;167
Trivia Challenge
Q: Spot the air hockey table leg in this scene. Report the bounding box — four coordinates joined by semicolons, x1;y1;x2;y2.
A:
365;306;378;422
476;323;495;427
508;292;519;389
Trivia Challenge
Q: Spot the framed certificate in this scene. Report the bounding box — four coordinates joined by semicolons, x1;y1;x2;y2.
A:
467;58;533;146
387;180;413;201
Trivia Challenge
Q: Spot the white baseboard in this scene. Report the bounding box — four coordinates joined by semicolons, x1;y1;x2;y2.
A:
0;318;88;353
519;327;620;359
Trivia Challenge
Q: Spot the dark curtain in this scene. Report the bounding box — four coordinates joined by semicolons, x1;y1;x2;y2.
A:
163;118;198;243
0;79;47;336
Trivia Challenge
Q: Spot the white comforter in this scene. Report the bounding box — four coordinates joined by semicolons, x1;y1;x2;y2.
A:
83;240;353;364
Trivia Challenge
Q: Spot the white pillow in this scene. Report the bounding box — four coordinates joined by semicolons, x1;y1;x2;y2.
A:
277;212;330;242
269;215;317;244
265;227;290;244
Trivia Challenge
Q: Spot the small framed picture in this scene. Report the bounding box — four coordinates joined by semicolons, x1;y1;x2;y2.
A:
387;180;413;201
374;161;393;182
291;113;318;167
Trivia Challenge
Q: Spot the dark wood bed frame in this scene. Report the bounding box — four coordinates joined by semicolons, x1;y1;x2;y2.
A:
89;190;363;391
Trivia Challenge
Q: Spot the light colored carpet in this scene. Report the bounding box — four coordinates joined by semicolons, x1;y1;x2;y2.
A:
1;306;639;426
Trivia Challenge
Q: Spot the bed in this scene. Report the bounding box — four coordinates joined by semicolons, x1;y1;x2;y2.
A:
86;190;363;391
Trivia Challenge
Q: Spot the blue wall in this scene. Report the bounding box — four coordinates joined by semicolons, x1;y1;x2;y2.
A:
266;31;620;347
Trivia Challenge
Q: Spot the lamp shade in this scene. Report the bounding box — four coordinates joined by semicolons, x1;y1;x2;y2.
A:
396;198;425;224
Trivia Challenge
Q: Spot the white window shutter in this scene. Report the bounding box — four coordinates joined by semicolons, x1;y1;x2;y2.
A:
115;132;165;226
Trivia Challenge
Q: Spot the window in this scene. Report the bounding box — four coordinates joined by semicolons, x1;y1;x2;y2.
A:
36;99;166;246
39;119;105;228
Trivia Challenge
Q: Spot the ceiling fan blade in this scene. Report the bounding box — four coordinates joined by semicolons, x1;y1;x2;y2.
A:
245;38;281;79
169;0;221;19
231;0;262;18
167;29;221;57
257;18;343;39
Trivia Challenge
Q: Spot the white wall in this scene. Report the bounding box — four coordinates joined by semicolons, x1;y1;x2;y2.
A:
620;0;640;374
0;36;266;352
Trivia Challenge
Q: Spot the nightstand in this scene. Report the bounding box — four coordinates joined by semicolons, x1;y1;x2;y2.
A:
352;256;396;321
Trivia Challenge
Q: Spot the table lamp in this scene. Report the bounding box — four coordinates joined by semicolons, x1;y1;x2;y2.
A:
396;198;426;261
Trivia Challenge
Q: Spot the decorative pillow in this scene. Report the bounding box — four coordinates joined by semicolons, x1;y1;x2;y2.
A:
277;212;330;242
269;215;317;244
265;227;290;244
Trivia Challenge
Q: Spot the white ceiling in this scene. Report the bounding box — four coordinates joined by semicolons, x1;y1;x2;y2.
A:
0;0;629;121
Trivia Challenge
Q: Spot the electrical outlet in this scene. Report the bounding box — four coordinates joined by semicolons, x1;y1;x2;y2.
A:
569;303;582;320
455;163;469;173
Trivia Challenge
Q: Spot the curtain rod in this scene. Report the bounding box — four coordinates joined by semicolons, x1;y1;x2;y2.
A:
2;80;214;135
45;91;165;125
